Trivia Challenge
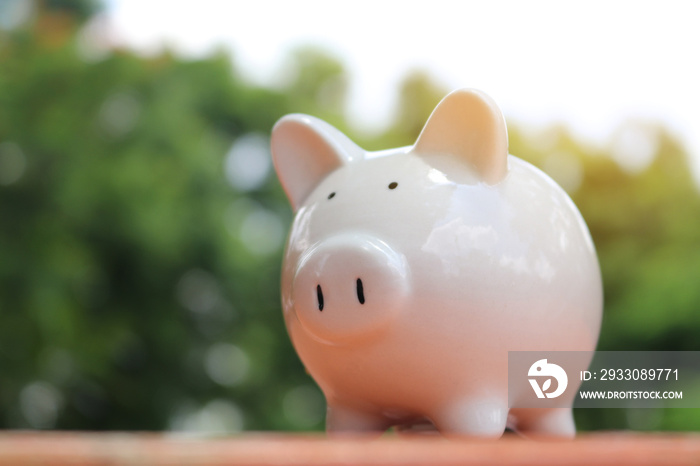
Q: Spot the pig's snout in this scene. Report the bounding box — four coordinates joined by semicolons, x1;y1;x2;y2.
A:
292;234;409;343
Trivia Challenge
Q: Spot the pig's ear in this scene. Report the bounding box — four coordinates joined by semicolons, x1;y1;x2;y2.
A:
271;114;362;211
413;89;508;184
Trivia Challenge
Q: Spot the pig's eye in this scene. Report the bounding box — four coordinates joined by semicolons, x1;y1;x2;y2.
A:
327;192;336;200
388;182;398;190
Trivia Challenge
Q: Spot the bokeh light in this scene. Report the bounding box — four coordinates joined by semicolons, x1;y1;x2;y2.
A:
1;0;699;435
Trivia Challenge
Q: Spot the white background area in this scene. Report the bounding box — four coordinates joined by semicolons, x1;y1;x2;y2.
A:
104;0;700;183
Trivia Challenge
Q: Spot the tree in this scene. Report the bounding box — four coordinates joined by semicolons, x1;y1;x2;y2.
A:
0;1;322;431
2;0;700;434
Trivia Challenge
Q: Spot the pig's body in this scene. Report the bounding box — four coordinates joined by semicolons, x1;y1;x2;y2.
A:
273;89;602;437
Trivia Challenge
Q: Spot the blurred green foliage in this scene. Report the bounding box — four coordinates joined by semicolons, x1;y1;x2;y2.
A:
1;1;700;433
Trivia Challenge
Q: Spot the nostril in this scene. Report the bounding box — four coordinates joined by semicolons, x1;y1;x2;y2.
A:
356;278;365;305
316;284;324;311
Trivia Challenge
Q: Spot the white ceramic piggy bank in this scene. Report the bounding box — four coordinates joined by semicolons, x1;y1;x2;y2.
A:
271;89;602;438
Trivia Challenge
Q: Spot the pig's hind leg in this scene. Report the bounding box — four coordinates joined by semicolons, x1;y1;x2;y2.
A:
326;403;389;435
510;407;576;439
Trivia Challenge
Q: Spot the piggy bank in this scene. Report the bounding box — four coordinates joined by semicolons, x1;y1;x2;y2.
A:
271;89;602;438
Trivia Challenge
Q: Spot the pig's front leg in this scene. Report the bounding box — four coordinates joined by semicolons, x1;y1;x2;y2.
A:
326;404;388;435
431;397;508;438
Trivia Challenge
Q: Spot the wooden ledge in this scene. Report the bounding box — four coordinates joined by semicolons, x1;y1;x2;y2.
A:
0;432;699;465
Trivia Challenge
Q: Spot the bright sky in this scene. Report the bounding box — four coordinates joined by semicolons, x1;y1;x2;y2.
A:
104;0;700;183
